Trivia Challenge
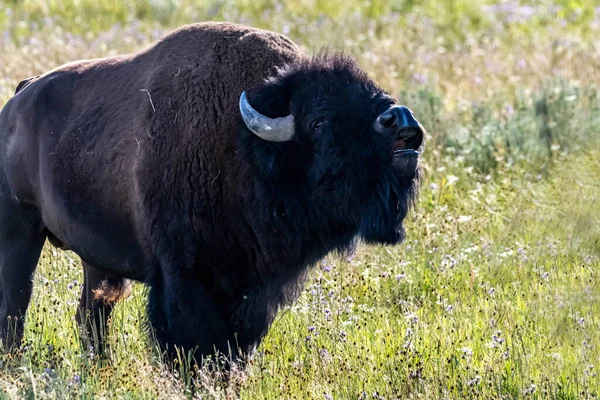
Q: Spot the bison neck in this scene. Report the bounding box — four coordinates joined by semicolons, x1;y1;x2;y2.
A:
184;173;358;303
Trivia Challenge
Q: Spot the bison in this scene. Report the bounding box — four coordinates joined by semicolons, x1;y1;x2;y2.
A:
0;22;424;364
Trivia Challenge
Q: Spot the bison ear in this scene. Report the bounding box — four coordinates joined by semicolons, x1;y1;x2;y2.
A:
246;77;292;118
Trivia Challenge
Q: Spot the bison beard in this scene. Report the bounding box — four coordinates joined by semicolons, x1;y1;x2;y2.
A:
0;22;423;368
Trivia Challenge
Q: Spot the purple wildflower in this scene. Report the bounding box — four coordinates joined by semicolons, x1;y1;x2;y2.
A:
321;263;333;272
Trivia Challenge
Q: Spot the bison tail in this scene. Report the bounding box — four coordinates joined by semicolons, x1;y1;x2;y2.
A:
14;76;39;95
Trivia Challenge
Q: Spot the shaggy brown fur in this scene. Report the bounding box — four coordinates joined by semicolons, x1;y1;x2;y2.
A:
93;279;132;304
0;22;423;366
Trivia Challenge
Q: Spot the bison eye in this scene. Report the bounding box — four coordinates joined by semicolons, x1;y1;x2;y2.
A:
310;118;325;133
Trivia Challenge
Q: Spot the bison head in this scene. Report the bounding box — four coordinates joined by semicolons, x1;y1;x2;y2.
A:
238;54;424;248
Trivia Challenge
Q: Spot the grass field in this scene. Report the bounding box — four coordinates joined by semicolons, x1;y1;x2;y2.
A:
1;0;599;398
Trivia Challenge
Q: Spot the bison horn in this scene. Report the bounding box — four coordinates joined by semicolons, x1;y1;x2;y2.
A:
239;91;295;142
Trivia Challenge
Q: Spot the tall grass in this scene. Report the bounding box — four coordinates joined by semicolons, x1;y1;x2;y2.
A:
0;0;599;398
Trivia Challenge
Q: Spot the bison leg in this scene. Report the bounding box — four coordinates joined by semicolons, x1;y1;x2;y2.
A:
0;198;46;351
229;286;286;358
147;275;238;366
228;272;306;360
76;261;131;354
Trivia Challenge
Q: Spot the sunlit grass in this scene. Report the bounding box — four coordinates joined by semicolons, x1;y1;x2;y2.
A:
1;0;599;398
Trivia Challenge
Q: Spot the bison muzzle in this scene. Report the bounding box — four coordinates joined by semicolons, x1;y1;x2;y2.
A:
0;22;424;365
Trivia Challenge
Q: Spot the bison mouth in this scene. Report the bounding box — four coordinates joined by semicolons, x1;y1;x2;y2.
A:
392;129;422;178
394;147;419;157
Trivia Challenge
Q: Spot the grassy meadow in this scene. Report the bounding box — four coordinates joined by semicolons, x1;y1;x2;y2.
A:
1;0;600;398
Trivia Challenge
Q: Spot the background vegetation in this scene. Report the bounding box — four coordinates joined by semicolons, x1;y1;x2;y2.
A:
0;0;599;398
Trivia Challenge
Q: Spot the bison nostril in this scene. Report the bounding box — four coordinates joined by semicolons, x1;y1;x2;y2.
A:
374;105;422;135
377;112;396;128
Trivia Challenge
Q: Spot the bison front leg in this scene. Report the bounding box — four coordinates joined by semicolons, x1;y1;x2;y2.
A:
147;273;239;367
229;277;303;359
229;295;276;359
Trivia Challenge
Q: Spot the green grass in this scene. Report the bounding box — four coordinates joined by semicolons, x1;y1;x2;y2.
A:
1;0;600;398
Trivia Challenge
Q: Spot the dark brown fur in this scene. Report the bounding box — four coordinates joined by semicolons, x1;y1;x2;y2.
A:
0;22;423;366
